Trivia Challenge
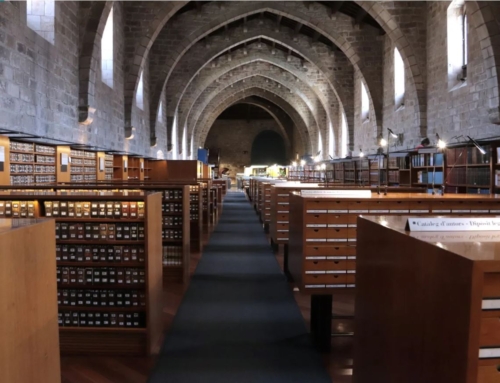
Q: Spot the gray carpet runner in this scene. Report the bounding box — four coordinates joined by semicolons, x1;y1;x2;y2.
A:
147;191;331;383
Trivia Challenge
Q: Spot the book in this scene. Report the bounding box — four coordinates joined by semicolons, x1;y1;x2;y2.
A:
137;201;145;218
130;202;138;218
75;202;83;217
52;201;60;216
0;201;5;217
106;201;114;217
121;202;129;218
99;224;108;240
60;201;68;217
83;202;91;217
90;202;98;217
11;201;20;217
27;201;35;217
68;202;75;217
114;202;121;218
98;202;106;217
20;201;28;217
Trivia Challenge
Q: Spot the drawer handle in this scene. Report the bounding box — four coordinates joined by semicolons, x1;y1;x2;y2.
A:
497;365;500;372
313;261;318;265
314;247;319;250
314;229;319;232
335;229;340;232
333;275;339;279
334;261;339;264
334;247;339;250
314;215;319;218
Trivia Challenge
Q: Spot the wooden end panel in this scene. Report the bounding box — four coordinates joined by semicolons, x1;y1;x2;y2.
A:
288;194;304;289
146;193;164;355
60;331;146;356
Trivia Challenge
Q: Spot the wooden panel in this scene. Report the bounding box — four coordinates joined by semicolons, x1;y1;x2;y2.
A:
146;193;163;355
97;152;106;181
60;330;146;356
0;135;10;185
480;317;500;346
0;219;61;383
478;359;500;383
57;146;71;183
167;160;199;181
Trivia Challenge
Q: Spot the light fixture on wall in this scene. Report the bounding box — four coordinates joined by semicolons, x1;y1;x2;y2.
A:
436;133;447;149
359;148;364;157
467;136;486;155
378;134;387;147
300;159;306;166
292;161;297;167
125;126;135;139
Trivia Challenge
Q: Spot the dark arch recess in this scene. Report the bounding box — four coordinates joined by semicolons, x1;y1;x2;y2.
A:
251;130;287;166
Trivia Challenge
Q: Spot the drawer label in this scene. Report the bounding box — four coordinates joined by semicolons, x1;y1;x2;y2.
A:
328;224;347;228
326;270;347;274
305;271;326;274
348;238;357;242
307;224;327;228
278;202;289;205
482;299;500;310
349;210;368;213
306;256;326;260
390;210;409;213
278;221;289;224
432;209;451;213
410;210;429;213
348;224;357;228
328;210;348;213
471;210;489;213
326;284;346;288
278;194;288;197
370;210;389;213
327;239;348;242
278;211;288;213
479;348;500;359
346;284;356;288
305;284;326;289
278;238;289;241
452;210;470;213
306;239;327;242
277;230;289;232
307;210;327;213
347;270;356;274
490;210;500;213
347;256;357;260
327;256;347;260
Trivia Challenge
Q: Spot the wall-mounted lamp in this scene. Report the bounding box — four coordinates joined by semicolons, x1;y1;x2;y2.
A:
378;134;387;147
467;136;486;155
321;163;326;170
387;128;398;139
292;161;297;167
436;133;447;149
359;147;364;157
300;159;306;166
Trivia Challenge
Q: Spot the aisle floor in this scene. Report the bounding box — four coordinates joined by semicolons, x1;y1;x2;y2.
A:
147;191;331;383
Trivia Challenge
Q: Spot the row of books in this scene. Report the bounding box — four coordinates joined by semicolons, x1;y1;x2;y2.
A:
0;200;36;217
57;266;145;286
163;216;183;226
447;146;490;165
70;166;96;173
10;174;56;184
163;190;183;200
415;170;444;184
10;141;55;154
58;311;144;328
411;153;444;167
56;245;145;263
10;153;56;163
70;150;96;158
163;246;184;266
55;222;145;241
9;164;56;174
44;200;145;218
163;229;182;240
446;167;491;186
58;289;146;308
71;174;97;182
163;202;183;213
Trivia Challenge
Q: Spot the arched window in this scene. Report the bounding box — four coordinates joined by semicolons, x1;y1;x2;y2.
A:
394;47;405;107
101;7;113;88
341;112;348;158
447;0;468;89
157;102;163;123
361;82;369;121
136;71;144;110
27;0;55;44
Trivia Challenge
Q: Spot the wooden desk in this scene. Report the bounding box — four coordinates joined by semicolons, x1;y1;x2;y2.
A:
0;218;61;383
355;215;500;383
288;192;500;350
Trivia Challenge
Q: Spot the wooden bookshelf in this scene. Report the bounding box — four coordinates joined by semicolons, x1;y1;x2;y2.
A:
446;144;492;194
189;184;203;252
113;155;128;181
0;192;163;356
167;160;203;181
161;185;190;283
104;153;114;181
9;139;57;185
0;218;61;383
70;149;97;183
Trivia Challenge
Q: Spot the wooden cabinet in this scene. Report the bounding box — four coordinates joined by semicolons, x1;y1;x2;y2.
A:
289;193;500;295
355;215;500;383
0;218;61;383
0;192;163;356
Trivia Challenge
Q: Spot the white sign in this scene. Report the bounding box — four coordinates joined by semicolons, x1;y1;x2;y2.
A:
407;217;500;232
0;146;4;162
301;190;371;198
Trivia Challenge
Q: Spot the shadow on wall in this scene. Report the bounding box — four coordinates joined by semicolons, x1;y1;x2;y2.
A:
251;130;287;166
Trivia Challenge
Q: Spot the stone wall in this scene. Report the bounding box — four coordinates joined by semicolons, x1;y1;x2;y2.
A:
205;119;289;179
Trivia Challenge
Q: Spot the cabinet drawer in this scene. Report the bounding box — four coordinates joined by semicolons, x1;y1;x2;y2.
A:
349;201;371;213
478;359;500;383
483;273;500;298
304;245;331;256
328;228;350;239
304;274;346;284
305;228;328;239
305;213;328;225
368;201;391;213
408;201;431;213
277;214;289;221
327;246;356;257
306;200;330;212
480;317;500;346
327;214;352;226
386;201;410;213
327;200;349;213
430;201;454;213
305;260;347;272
